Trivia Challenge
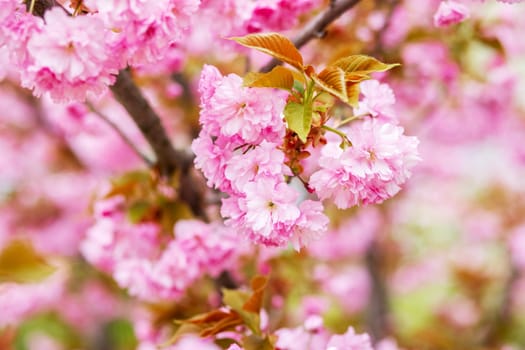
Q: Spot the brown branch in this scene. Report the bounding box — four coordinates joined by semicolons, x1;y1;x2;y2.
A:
370;0;401;58
110;69;208;220
365;240;391;342
479;265;520;346
261;0;362;72
110;69;184;176
85;100;155;167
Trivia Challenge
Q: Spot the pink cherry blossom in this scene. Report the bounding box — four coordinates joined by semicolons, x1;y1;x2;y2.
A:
223;177;300;246
198;65;287;145
23;9;118;102
433;1;470;27
290;200;329;251
224;141;287;194
354;79;397;123
310;119;420;208
326;327;373;350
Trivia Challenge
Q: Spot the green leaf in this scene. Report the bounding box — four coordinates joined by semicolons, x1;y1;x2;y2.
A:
243;66;294;90
127;201;150;223
0;240;56;284
284;102;311;143
222;288;261;335
313;92;335;113
293;80;305;95
242;334;274;350
230;33;304;71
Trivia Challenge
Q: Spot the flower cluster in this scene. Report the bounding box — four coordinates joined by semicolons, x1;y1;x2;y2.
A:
83;0;199;66
0;0;200;102
310;119;420;209
193;65;328;249
81;195;240;301
274;314;373;350
193;64;420;247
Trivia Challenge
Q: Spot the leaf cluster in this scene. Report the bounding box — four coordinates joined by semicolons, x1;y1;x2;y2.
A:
231;33;399;143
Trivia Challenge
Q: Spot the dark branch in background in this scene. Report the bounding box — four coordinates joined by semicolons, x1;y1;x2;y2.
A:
370;0;401;58
480;265;520;346
110;69;207;220
365;240;391;342
261;0;362;72
110;69;182;175
363;1;401;341
85;101;155;167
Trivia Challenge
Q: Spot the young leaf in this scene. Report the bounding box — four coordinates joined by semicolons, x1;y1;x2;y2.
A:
222;288;261;335
346;82;361;108
243;66;294;90
345;72;371;83
127;200;150;223
168;310;242;346
230;33;304;71
242;275;268;313
310;66;348;104
242;335;274;350
0;240;56;283
331;55;400;75
284;102;310;143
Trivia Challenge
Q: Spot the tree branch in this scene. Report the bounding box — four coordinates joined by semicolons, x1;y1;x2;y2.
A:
370;0;401;58
365;240;390;342
479;265;520;346
86;100;155;167
110;69;186;176
261;0;362;72
110;69;207;220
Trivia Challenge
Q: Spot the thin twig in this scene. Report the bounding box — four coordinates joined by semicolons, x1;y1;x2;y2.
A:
370;0;401;58
261;0;362;72
86;101;155;167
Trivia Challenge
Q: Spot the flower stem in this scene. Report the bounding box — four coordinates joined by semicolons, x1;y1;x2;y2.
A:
73;1;83;16
322;125;352;146
337;113;369;127
29;0;36;14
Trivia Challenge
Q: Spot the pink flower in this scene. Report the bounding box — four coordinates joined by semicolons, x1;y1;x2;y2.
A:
84;0;200;66
310;120;420;209
326;327;373;350
175;220;242;277
275;315;331;350
221;177;301;246
23;9;118;102
243;0;322;33
242;177;300;241
291;200;329;251
433;1;470;27
224;141;286;194
198;65;287;145
355;80;397;123
192;132;236;192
